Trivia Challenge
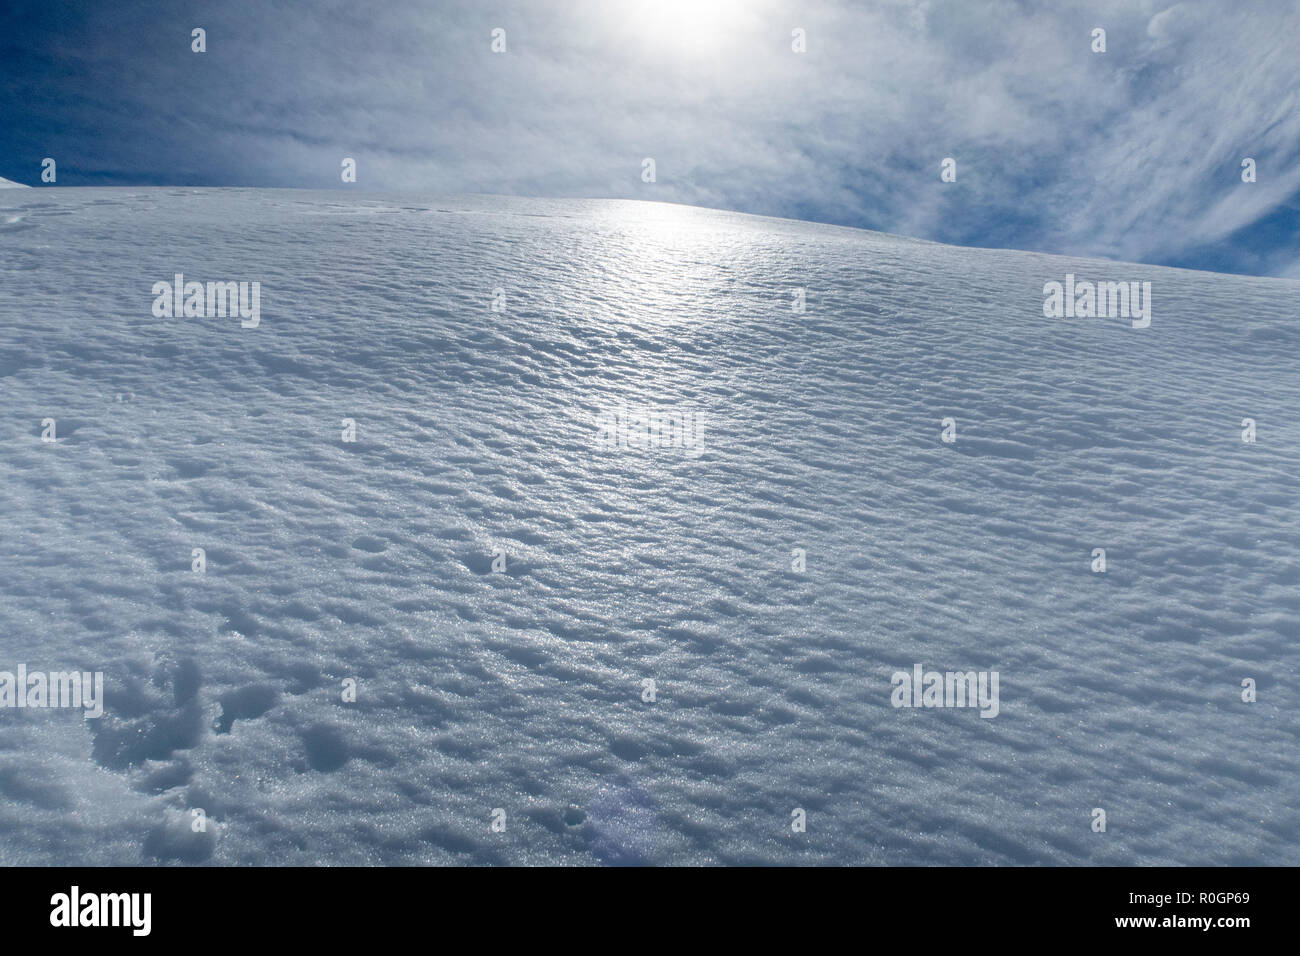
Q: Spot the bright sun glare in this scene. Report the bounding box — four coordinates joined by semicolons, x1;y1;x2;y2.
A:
630;0;741;53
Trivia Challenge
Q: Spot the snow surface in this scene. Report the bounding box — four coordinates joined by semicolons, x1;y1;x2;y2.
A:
0;177;29;189
0;188;1297;865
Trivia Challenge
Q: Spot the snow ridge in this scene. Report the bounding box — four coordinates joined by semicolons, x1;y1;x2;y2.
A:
0;188;1296;866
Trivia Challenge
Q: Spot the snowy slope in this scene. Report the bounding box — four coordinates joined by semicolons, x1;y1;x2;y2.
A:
0;188;1297;866
0;176;28;188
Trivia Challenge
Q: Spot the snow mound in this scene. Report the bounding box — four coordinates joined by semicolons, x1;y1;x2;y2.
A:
0;175;29;188
0;189;1297;865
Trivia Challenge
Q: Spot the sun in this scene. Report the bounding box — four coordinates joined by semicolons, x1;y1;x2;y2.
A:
628;0;743;54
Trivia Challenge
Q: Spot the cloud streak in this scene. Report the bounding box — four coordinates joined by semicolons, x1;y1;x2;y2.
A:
1;0;1297;276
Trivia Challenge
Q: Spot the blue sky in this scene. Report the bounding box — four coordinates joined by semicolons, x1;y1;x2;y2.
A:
2;0;1298;277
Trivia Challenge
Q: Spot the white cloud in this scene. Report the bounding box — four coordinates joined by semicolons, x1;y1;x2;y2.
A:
13;0;1298;273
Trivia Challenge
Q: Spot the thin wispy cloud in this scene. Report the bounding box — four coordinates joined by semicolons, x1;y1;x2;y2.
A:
1;0;1297;275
